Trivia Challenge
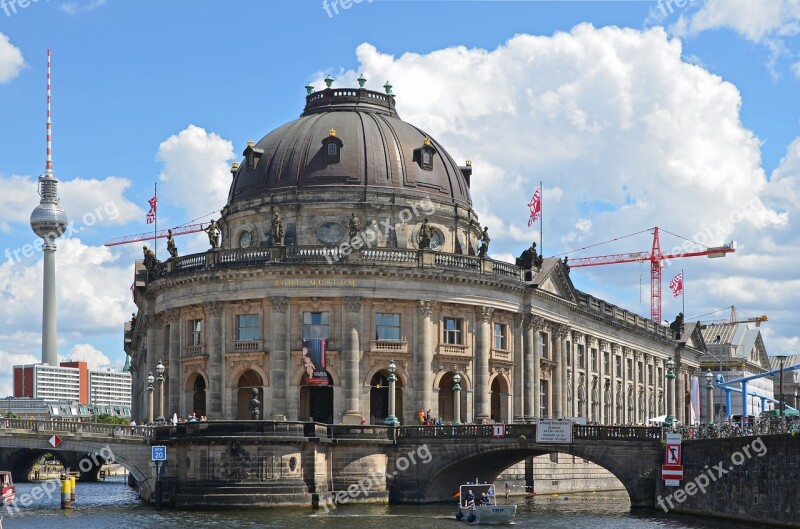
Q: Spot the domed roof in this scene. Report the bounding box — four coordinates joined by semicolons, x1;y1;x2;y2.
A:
227;87;473;209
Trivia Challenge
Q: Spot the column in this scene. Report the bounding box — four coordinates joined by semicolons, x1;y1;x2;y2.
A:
205;301;224;417
642;354;650;424
474;307;493;422
522;315;539;420
597;340;606;424
561;331;570;418
415;300;436;415
166;308;181;421
144;316;158;422
268;297;289;420
632;351;640;424
552;325;564;418
512;314;525;422
706;371;715;423
677;369;686;424
610;344;620;425
342;296;362;424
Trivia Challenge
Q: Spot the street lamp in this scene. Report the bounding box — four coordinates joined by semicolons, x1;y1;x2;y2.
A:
156;359;165;424
147;372;155;425
776;355;787;425
453;372;462;425
705;368;714;424
384;359;400;426
665;357;676;427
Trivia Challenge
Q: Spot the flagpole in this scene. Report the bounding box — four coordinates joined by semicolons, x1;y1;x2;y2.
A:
681;268;685;316
539;180;543;256
153;182;158;260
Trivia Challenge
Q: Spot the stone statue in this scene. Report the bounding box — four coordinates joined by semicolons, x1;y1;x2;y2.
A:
418;217;432;250
348;213;361;241
669;312;685;337
562;256;570;274
477;226;490;257
142;245;158;270
166;229;178;259
205;219;220;249
515;241;543;269
249;388;261;420
271;213;284;246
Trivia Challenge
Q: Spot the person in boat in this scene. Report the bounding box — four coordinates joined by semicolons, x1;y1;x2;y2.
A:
481;492;491;505
464;489;475;508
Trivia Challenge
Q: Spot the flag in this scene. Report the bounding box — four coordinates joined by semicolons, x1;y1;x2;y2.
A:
527;186;541;227
146;196;157;224
669;272;683;298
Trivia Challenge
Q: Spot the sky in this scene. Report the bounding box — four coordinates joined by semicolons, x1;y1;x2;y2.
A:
1;0;799;398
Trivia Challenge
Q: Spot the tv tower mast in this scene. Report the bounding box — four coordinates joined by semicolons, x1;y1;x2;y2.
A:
29;49;68;366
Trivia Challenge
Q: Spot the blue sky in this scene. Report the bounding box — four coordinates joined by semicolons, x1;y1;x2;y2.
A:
1;0;799;396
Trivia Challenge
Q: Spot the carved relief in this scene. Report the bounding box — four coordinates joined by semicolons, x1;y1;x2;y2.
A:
205;301;224;317
557;324;570;340
343;296;362;312
164;308;181;323
269;296;289;313
220;441;253;481
416;300;436;317
526;315;545;331
476;307;494;323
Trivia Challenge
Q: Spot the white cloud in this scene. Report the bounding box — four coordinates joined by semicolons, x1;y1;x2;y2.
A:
156;125;235;224
673;0;800;42
61;0;107;15
0;349;39;399
66;343;111;369
325;25;795;350
0;33;24;84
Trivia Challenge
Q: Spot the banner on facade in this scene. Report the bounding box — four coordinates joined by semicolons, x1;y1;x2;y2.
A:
302;338;328;386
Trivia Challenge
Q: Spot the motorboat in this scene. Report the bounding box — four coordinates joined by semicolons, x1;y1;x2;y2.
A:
455;482;516;524
0;472;14;505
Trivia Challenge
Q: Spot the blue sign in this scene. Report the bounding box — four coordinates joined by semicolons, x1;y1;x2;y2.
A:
151;445;167;461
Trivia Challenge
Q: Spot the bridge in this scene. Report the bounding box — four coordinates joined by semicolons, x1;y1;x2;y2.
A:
4;418;792;516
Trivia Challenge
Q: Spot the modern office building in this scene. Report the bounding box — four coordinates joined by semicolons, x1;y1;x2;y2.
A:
13;362;85;403
89;368;133;407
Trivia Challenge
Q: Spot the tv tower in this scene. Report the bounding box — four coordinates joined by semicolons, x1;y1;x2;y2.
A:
29;49;68;366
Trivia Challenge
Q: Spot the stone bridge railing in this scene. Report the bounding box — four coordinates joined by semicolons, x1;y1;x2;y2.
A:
396;423;661;440
0;418;151;438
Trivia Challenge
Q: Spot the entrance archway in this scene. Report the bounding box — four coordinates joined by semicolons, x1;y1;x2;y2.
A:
438;372;467;424
490;375;510;423
236;370;264;420
187;373;206;418
299;372;333;423
369;371;403;424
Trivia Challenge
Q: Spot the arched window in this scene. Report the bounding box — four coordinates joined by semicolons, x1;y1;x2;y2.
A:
322;128;343;164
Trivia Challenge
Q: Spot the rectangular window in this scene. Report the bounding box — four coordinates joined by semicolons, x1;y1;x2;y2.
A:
375;313;401;340
566;342;572;366
236;314;260;341
648;364;653;385
189;319;203;346
540;380;549;418
638;361;644;381
603;351;610;372
627;358;633;379
303;312;329;339
577;344;585;369
591;348;598;371
443;317;463;345
327;143;338;156
615;356;622;377
493;323;507;350
658;367;664;386
540;332;549;358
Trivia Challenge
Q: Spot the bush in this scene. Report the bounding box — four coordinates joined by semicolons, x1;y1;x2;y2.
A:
96;413;129;425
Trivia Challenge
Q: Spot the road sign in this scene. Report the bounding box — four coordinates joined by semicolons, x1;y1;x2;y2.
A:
664;479;680;487
492;424;506;438
151;445;167;461
662;464;683;480
49;435;62;448
665;432;682;444
665;443;682;465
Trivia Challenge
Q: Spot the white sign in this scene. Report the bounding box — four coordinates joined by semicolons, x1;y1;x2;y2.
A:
664;479;680;487
492;424;506;438
151;445;167;461
536;419;573;443
665;433;682;444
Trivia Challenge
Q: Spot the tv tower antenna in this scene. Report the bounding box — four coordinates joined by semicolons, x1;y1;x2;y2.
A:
29;49;69;366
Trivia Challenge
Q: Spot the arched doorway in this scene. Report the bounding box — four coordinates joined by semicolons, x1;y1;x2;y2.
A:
187;373;206;418
236;370;264;420
369;371;403;424
490;376;509;423
438;372;467;424
299;372;333;423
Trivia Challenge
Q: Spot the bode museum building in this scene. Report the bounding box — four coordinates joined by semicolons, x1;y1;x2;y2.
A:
126;81;703;427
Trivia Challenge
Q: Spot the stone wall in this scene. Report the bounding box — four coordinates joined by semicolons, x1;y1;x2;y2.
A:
496;454;625;495
656;434;800;527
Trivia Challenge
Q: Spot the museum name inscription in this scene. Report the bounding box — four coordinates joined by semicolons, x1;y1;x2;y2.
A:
273;278;356;287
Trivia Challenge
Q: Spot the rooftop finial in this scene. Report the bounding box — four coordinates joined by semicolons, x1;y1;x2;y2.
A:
357;73;367;88
423;136;431;146
383;80;393;95
466;159;472;166
329;128;337;137
324;75;334;88
247;140;254;147
305;82;314;95
46;48;53;178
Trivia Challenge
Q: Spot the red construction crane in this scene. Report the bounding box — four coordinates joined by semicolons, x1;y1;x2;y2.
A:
103;223;206;247
567;227;736;323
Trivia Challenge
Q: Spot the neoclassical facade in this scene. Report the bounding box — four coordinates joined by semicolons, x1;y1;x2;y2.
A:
126;83;703;425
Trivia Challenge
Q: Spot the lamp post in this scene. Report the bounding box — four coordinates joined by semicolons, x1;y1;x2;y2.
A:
776;355;787;428
705;368;714;424
665;357;676;427
794;389;798;411
384;359;400;426
156;359;165;425
147;372;154;425
453;372;462;425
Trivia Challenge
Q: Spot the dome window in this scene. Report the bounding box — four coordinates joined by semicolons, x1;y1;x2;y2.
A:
243;140;264;170
322;128;343;164
414;137;436;171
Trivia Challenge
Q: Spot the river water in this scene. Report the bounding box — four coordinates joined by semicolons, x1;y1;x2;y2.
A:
1;477;774;529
